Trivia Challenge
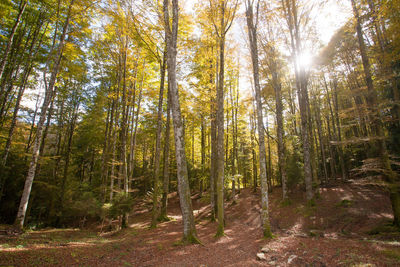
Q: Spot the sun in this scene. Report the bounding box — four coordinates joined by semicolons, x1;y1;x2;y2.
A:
297;51;313;69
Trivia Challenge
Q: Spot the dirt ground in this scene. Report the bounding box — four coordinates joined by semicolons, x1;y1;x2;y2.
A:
1;180;400;266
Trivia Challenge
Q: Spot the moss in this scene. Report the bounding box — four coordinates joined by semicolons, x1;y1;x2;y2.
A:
337;199;353;208
296;204;316;218
367;223;400;235
215;224;225;238
308;198;316;207
281;198;292;207
174;233;202;245
182;233;202;245
157;215;171;222
382;249;400;261
263;224;273;239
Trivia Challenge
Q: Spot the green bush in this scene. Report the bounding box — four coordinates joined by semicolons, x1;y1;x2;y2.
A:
109;193;134;219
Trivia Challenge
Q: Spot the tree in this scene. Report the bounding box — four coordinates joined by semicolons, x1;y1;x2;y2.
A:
245;0;272;238
163;0;199;243
281;0;313;200
14;0;76;230
351;0;400;227
209;0;238;237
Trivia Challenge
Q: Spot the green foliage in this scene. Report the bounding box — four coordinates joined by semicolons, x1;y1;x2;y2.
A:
109;193;134;219
63;191;101;222
382;249;400;261
337;199;353;208
367;222;400;235
286;139;304;189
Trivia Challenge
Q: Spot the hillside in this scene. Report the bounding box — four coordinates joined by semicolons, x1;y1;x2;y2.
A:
1;181;400;266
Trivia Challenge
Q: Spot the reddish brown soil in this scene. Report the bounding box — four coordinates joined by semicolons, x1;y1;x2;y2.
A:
1;181;400;266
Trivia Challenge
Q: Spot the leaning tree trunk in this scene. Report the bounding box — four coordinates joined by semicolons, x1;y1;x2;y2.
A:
14;0;75;230
246;0;272;237
163;0;198;243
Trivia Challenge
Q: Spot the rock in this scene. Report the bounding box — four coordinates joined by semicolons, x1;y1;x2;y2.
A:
268;261;276;265
295;233;308;238
261;246;270;253
288;255;297;264
256;253;267;261
286;230;294;235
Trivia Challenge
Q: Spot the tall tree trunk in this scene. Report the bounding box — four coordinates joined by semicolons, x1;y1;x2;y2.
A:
200;114;205;196
59;102;79;221
163;0;198;243
120;39;129;228
210;53;217;221
129;60;145;182
251;114;258;192
246;0;272;237
151;50;167;228
282;0;313;200
160;84;171;221
273;71;288;199
229;81;236;201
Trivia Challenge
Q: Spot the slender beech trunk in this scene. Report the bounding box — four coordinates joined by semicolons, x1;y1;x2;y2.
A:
314;96;328;183
229;82;236;200
246;0;272;237
160;84;171;221
210;52;217;221
251;114;258;192
200;114;205;196
14;0;75;230
163;0;198;243
129;60;145;181
59;101;79;218
272;70;288;199
151;50;167;228
120;39;129;228
282;0;313;200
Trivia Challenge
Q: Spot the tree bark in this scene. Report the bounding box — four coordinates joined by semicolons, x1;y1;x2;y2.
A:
151;49;167;228
246;0;272;237
163;0;198;243
160;83;171;221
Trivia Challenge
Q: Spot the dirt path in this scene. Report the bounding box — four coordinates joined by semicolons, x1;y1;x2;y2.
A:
1;181;400;266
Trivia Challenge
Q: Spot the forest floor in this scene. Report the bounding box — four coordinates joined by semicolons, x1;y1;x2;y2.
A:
1;180;400;266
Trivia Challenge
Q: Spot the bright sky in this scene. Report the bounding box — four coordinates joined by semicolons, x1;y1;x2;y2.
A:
183;0;352;97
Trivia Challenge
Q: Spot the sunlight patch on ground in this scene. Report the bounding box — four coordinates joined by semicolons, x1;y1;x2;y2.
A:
168;215;182;221
129;222;150;228
0;239;108;252
368;213;393;219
